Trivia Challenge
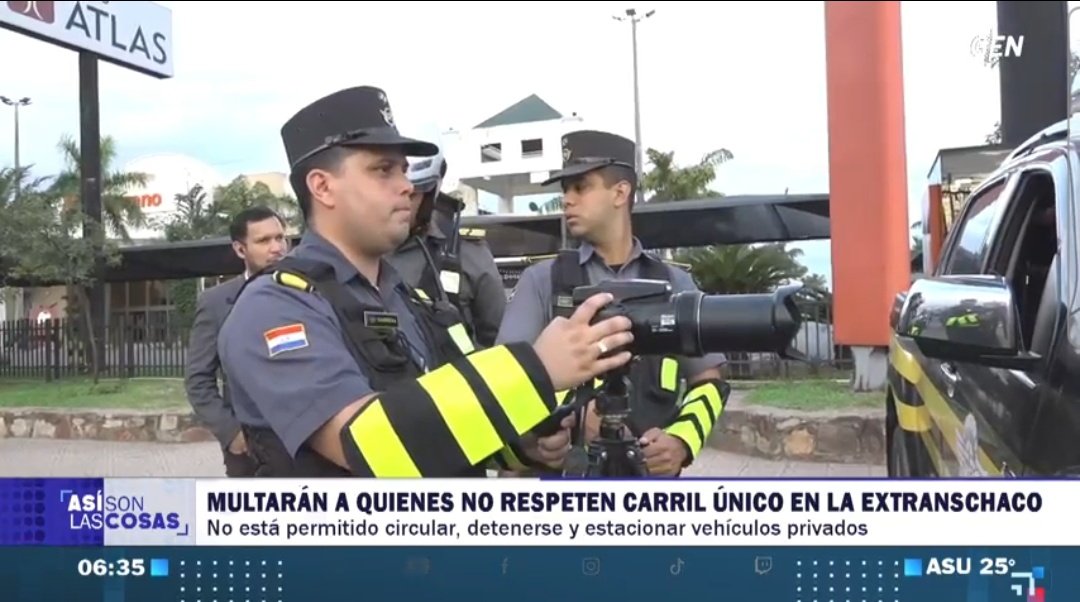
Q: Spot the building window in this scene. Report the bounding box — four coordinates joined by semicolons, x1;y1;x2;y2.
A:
481;143;502;163
521;138;543;158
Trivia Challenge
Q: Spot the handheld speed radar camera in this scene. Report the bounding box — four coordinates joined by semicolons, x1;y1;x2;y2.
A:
576;278;805;358
536;278;804;479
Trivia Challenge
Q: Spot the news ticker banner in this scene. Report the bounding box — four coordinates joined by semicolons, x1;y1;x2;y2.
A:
0;477;1076;547
0;545;1067;602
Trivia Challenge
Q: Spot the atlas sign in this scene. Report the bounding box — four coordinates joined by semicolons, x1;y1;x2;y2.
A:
0;1;173;78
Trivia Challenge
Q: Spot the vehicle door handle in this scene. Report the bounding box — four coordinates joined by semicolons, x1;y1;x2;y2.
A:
940;362;960;383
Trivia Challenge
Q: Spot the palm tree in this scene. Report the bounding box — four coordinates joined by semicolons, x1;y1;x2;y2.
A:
674;243;809;294
213;176;299;228
0;165;50;207
640;147;733;203
50;134;149;242
163;184;220;242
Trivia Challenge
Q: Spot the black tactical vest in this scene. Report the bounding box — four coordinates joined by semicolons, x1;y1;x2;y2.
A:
549;250;686;435
238;255;484;478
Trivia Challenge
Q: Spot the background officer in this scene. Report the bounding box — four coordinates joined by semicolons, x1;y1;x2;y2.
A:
184;206;288;477
496;130;729;477
217;86;634;478
388;151;506;348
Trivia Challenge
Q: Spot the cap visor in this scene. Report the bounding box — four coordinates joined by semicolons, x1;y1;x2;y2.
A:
541;162;604;186
342;130;439;157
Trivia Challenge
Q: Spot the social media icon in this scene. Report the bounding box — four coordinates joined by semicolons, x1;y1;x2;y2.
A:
501;558;510;575
670;558;684;576
754;556;773;575
404;557;430;575
582;557;601;576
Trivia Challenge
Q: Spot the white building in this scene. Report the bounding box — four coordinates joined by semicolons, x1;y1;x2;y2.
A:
441;94;585;214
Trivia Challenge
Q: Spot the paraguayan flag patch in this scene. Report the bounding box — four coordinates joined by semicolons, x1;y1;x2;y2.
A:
264;323;309;357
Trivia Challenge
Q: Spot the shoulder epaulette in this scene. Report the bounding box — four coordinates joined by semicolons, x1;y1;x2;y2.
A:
459;227;486;240
527;253;560;263
272;270;314;293
663;260;692;272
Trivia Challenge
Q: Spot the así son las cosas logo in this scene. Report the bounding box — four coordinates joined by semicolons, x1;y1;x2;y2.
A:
63;489;183;532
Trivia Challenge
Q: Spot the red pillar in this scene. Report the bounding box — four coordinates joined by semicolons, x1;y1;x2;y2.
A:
825;1;911;347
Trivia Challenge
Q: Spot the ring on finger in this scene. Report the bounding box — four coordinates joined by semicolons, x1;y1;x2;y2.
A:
597;340;609;355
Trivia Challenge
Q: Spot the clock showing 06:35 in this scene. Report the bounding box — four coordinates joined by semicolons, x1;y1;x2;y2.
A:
77;558;154;578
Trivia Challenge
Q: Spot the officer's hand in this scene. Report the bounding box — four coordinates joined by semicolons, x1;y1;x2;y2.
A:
639;428;688;476
583;399;600;442
533;292;633;391
228;431;248;456
521;414;575;469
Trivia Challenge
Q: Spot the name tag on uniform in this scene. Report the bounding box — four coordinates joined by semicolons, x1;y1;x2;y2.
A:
555;294;574;309
363;311;399;333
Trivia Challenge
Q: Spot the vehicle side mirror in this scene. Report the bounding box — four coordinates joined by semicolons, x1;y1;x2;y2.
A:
893;275;1041;370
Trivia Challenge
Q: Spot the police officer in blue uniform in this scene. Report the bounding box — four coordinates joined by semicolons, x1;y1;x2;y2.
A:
496;130;729;476
217;87;635;478
389;151;506;348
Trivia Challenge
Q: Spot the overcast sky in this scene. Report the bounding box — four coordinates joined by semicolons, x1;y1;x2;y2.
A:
1;1;1075;285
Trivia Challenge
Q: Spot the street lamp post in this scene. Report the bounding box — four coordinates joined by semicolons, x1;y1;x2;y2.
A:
613;8;654;204
0;96;31;175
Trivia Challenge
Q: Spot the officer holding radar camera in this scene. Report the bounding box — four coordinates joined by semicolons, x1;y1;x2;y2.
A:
388;151;506;349
496;130;730;477
217;87;634;478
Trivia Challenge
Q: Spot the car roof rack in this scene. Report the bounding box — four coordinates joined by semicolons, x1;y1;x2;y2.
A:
1004;118;1072;164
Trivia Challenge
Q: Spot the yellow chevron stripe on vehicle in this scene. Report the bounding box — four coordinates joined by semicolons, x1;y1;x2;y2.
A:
888;334;1002;477
888;344;930;433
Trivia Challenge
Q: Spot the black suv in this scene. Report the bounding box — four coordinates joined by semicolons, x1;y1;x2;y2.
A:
886;119;1079;477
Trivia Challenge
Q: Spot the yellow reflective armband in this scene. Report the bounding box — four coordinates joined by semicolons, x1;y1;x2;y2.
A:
664;379;727;464
340;342;557;477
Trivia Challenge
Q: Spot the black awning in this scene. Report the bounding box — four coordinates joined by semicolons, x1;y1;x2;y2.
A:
1;193;829;285
477;193;830;256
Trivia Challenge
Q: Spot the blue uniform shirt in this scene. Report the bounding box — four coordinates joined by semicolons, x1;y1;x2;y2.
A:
496;238;727;378
218;230;436;457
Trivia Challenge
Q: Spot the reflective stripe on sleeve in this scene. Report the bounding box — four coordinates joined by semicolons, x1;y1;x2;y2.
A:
666;417;704;458
665;380;726;459
468;345;553;434
346;400;421;477
340;343;556;478
417;363;502;465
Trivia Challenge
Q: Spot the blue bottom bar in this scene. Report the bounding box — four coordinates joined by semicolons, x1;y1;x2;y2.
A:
0;546;1063;602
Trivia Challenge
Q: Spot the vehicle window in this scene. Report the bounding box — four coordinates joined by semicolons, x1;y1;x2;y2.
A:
942;180;1008;275
992;171;1059;350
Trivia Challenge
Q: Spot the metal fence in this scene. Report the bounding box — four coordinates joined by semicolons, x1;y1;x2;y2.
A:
723;298;853;379
0;316;189;381
0;299;852;381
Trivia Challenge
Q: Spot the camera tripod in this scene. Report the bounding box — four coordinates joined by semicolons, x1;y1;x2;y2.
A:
562;365;650;478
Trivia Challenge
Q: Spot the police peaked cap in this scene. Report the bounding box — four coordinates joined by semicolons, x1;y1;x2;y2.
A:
542;130;636;186
281;86;439;169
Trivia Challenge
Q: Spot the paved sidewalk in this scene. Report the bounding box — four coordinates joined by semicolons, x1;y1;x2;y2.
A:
0;439;885;478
